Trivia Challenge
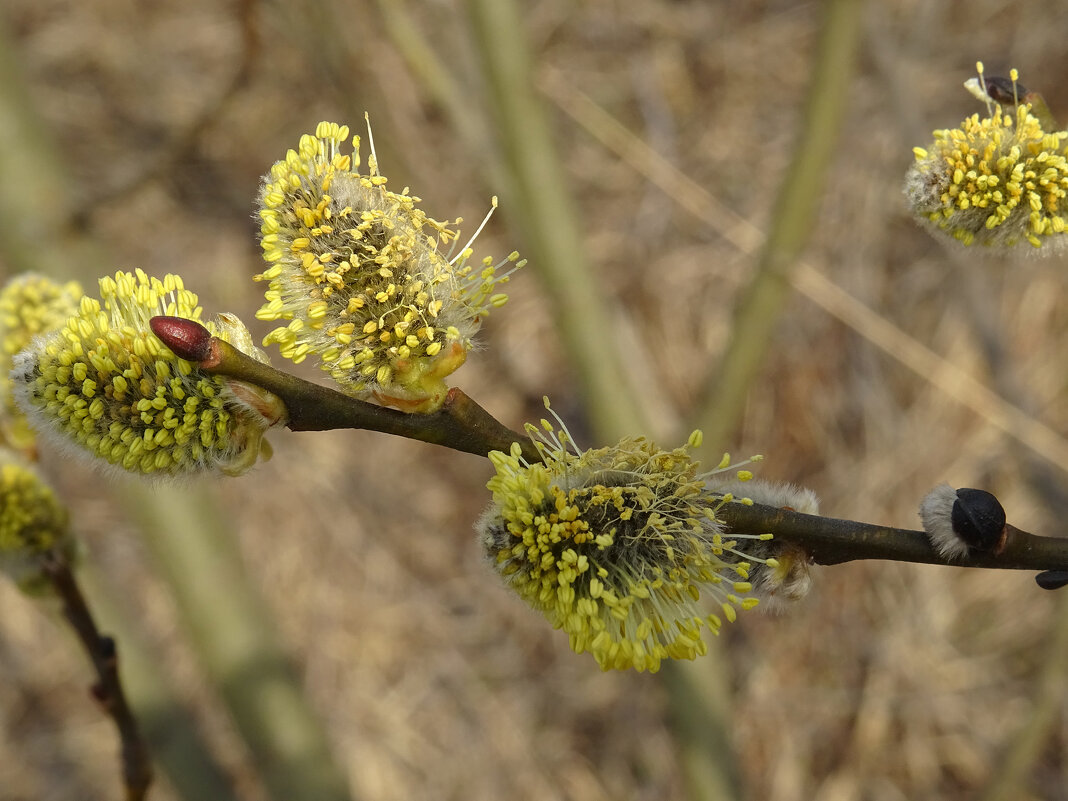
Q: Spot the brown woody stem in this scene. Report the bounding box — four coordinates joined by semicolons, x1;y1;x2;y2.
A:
151;316;1068;578
715;502;1068;572
151;316;540;463
44;556;153;801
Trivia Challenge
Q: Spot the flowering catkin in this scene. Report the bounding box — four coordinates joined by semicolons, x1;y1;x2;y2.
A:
0;448;73;594
477;401;776;672
12;269;284;478
254;120;522;412
0;274;84;450
905;65;1068;251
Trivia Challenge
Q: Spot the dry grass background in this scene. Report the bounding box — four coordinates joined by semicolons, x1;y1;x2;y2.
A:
0;1;1066;800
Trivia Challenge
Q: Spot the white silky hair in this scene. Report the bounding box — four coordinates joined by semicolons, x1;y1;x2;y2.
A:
919;483;970;560
705;477;820;516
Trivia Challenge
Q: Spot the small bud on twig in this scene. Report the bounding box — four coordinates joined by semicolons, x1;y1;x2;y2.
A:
920;484;1007;560
150;315;215;363
950;488;1007;553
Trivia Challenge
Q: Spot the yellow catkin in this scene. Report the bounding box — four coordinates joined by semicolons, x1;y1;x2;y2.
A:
253;120;523;412
0;450;73;594
12;270;284;478
0;275;84;449
477;399;767;672
905;68;1068;252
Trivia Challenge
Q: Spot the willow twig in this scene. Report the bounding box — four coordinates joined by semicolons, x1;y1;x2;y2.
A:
151;316;1068;579
150;316;540;463
43;556;153;801
714;502;1068;573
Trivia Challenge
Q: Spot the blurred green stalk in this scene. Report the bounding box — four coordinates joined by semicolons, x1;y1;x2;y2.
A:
0;12;350;801
692;0;864;449
463;2;743;799
374;0;493;169
464;0;646;443
123;483;352;801
979;590;1068;801
79;568;238;801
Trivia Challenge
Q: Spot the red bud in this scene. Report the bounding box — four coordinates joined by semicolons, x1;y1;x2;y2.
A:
150;316;214;362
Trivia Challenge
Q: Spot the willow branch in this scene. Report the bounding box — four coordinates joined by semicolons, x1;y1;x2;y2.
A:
152;316;1068;579
43;556;153;801
150;316;540;464
714;502;1068;572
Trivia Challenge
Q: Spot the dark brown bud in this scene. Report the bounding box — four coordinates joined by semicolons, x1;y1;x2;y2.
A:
150;316;214;362
951;488;1006;552
983;75;1029;105
1035;571;1068;591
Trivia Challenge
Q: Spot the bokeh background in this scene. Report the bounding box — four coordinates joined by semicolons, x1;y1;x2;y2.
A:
0;1;1066;800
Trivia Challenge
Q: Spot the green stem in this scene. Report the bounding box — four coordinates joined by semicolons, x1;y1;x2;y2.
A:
691;0;865;450
373;0;492;166
78;568;239;801
660;658;741;801
978;591;1068;801
464;0;646;442
121;483;352;801
0;13;98;278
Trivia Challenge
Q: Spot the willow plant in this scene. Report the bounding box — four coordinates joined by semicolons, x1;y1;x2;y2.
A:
3;97;1068;799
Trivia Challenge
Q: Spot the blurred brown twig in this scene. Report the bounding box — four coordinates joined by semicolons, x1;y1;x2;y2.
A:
43;555;153;801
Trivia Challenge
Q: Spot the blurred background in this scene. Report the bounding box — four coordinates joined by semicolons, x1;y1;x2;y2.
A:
0;1;1066;800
